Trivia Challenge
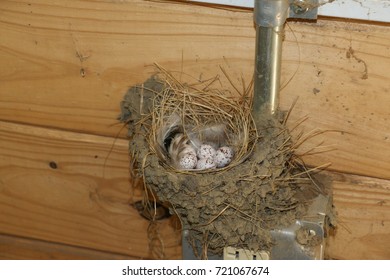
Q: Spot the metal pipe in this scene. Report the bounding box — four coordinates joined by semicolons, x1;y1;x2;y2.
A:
253;0;289;117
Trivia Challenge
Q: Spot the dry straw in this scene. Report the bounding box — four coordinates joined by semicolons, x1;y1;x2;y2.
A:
148;63;258;173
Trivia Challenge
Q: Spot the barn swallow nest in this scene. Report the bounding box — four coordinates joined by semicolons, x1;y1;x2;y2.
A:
120;65;325;259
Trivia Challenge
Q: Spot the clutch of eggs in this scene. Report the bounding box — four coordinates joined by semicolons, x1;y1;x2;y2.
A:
177;144;234;170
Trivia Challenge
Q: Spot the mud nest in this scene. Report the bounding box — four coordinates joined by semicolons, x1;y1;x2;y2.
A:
120;66;324;258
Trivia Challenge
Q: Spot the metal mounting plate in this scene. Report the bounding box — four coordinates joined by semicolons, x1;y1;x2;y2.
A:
182;194;334;260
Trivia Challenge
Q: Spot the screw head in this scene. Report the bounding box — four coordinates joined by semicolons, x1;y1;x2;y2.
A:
291;1;310;15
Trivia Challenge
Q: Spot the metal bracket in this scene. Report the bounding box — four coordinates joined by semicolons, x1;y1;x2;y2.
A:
182;194;334;260
289;0;319;19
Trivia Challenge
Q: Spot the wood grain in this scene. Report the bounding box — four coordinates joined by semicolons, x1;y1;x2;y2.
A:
0;0;389;178
0;121;181;259
0;233;137;260
281;21;390;180
0;120;389;259
327;172;390;260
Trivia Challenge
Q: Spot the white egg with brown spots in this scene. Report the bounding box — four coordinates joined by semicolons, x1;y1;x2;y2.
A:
214;146;234;168
196;157;216;170
197;144;216;159
178;152;197;170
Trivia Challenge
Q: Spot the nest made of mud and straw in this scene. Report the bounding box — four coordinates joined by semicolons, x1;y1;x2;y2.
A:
148;65;257;173
124;65;329;259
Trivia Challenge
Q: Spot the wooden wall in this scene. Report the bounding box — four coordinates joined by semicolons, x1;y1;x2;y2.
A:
0;0;389;259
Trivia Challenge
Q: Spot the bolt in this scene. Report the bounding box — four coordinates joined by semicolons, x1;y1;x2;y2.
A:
291;0;310;15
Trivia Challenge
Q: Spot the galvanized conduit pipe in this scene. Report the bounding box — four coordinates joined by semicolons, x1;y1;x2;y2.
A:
253;0;289;118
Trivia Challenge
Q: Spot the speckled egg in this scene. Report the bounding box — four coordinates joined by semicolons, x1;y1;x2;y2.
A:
197;144;217;159
214;146;234;168
178;152;197;169
196;157;216;170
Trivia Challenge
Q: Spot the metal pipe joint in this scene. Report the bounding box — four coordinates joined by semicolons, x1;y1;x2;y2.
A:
254;0;290;28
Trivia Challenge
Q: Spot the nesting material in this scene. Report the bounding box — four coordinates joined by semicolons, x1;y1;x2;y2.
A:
120;66;327;258
146;66;257;173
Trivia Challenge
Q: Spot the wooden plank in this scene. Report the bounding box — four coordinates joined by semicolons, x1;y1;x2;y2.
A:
327;172;390;260
280;21;390;180
0;0;389;178
0;121;181;259
0;234;136;260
